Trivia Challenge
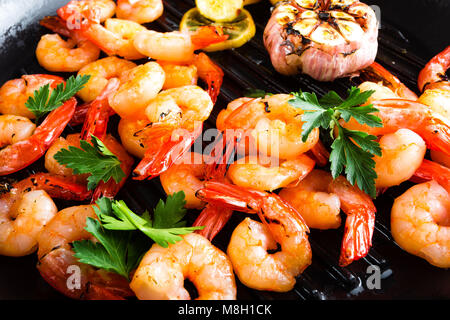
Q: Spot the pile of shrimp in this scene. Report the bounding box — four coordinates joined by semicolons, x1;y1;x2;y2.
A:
0;0;448;301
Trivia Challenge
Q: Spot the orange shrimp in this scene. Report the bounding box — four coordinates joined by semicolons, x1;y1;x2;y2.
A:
0;98;77;176
196;181;312;291
360;61;418;101
37;205;133;300
0;74;64;119
79;78;134;201
341;99;450;159
418;46;450;93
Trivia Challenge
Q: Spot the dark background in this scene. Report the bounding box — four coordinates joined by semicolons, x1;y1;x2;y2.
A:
368;0;450;59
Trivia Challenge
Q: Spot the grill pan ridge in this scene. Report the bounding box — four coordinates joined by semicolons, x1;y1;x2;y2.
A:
0;0;448;300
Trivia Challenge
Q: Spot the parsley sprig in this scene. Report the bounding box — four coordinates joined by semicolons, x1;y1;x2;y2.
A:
54;135;125;190
289;87;382;198
96;192;204;247
72;193;203;279
25;74;90;120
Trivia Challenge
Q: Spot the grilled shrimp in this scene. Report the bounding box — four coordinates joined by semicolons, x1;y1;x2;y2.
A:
130;233;236;300
217;94;319;160
279;170;341;230
391;180;450;268
37;205;133;299
133;85;213;180
77;56;137;102
0;115;36;148
160;152;211;209
133;26;227;64
0;173;91;257
277;169;376;264
341;99;450;160
36;33;100;72
116;0;163;24
108;61;166;120
227;154;315;192
0;74;64;119
196;182;311;291
58;2;146;60
0;190;57;257
417;46;450;168
359;62;418;101
374;129;426;189
45;133;89;183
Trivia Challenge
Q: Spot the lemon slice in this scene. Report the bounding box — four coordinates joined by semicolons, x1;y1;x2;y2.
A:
195;0;244;22
180;8;256;52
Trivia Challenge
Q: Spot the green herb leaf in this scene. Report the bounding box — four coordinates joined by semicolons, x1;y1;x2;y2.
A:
98;192;203;248
25;74;90;120
72;217;149;280
53;135;125;190
289;87;382;197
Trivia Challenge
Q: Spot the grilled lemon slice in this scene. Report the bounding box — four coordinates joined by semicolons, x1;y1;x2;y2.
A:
195;0;244;22
180;8;256;52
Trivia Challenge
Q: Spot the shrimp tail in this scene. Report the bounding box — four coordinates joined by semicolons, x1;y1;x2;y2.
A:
411;159;450;191
190;26;229;50
328;176;376;266
133;123;203;180
197;181;310;233
193;53;224;104
417;45;450;92
417;117;450;158
0;98;77;176
360;62;418;100
22;173;92;201
193;204;233;241
40;16;73;38
308;140;330;167
193;134;236;240
81;78;119;141
339;207;375;266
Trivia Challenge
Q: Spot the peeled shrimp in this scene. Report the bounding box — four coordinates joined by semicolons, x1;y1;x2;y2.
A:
217;94;319;160
374;129;426;189
0;173;92;257
227;154;315;192
130;233;236;300
133;27;226;64
0;74;64;119
279;170;341;230
108;61;166;120
417;46;450;168
159;152;211;209
36;34;100;72
117;118;151;158
45;133;89;184
196;182;311;292
277;170;375;265
77;56;137;102
391;180;450;268
0;189;57;257
116;0;163;24
0;115;36;148
37;205;133;299
132;85;213;179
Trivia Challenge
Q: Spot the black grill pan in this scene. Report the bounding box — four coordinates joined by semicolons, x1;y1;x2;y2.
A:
0;0;448;300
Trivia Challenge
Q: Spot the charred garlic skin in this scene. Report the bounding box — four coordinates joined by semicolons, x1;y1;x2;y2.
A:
264;0;378;81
